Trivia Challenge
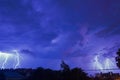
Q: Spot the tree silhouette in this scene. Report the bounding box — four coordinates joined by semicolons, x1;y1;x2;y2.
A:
71;68;89;80
27;61;90;80
115;49;120;68
61;60;70;71
60;61;89;80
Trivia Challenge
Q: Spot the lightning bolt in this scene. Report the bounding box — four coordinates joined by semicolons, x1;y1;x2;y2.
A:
1;55;9;69
93;55;103;71
0;50;21;69
13;50;20;69
104;58;110;69
93;54;115;72
104;58;114;71
0;52;12;69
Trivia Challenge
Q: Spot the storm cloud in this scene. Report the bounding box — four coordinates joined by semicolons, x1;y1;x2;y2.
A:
0;0;119;70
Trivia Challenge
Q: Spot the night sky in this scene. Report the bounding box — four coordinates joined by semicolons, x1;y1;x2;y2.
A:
0;0;120;72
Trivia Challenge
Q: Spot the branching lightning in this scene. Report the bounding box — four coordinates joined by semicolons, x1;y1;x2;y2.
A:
93;55;114;72
13;50;20;69
0;50;21;69
1;54;9;69
94;55;103;71
104;58;111;69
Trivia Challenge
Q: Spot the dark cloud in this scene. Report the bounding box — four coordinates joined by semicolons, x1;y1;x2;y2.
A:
96;23;120;38
20;49;34;56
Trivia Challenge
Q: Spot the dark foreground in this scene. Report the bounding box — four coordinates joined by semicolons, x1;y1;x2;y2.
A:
0;68;120;80
0;61;120;80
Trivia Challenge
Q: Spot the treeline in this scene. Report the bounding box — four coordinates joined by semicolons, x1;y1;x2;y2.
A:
27;61;90;80
27;67;90;80
0;61;90;80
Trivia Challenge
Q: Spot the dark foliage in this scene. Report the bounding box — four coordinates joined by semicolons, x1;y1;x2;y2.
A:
115;49;120;68
27;61;90;80
0;60;119;80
